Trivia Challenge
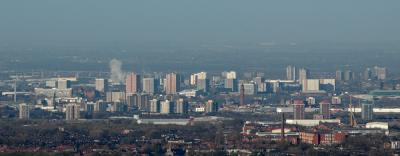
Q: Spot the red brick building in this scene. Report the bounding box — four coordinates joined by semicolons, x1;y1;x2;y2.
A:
300;131;346;145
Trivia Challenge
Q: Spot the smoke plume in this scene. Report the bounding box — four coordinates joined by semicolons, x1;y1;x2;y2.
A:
109;59;125;84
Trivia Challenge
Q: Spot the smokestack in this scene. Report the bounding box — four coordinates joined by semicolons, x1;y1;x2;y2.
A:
109;59;125;84
240;83;245;106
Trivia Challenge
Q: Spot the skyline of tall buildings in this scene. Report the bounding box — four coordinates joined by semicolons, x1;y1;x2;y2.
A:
6;64;393;122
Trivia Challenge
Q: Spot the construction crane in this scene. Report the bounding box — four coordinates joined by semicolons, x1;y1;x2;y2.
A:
348;95;357;127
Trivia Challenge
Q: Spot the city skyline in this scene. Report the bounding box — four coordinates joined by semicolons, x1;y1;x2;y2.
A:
0;0;399;155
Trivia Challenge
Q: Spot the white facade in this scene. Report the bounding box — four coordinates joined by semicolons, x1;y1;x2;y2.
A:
286;119;341;127
178;89;198;97
302;79;320;91
190;72;207;85
160;100;173;114
95;78;108;92
57;79;71;89
241;83;257;95
45;80;57;88
34;88;72;98
195;107;205;112
366;122;389;130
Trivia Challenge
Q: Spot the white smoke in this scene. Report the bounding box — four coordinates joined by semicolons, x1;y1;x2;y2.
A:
109;59;125;84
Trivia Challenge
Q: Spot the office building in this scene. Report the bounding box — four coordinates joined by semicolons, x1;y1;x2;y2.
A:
142;77;155;94
126;73;141;94
271;81;281;93
319;100;331;119
205;100;219;113
85;102;95;113
95;78;108;92
362;101;374;120
190;72;207;85
175;98;189;114
299;68;309;85
110;102;127;112
374;66;387;80
254;77;266;92
240;84;245;105
46;80;57;88
95;101;109;112
160;100;174;114
335;70;344;81
127;93;149;111
319;79;336;91
66;103;80;121
106;91;126;103
57;79;71;89
34;88;72;98
286;65;297;80
149;99;161;113
223;71;237;79
240;82;257;95
302;79;320;91
19;103;29;119
364;68;372;80
224;78;238;92
293;100;305;120
165;73;180;94
344;70;353;81
196;78;210;92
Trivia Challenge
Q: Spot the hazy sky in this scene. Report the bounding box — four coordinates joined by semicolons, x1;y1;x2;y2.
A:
1;0;400;45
